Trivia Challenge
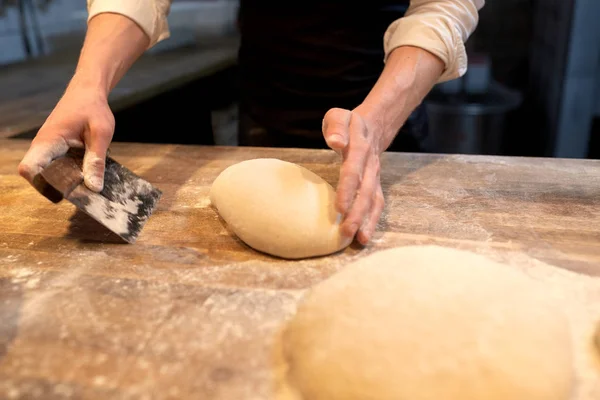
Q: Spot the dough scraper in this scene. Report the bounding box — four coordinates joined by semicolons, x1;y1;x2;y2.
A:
31;148;162;243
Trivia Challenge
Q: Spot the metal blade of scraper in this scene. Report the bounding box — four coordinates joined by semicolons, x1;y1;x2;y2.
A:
36;148;162;243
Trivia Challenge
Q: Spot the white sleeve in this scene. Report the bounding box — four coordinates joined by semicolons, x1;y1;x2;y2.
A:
87;0;172;48
383;0;485;82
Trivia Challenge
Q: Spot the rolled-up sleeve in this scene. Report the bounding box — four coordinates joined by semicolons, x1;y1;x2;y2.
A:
87;0;172;48
384;0;485;82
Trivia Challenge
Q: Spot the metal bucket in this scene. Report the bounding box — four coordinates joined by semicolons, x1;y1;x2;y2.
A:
424;82;522;155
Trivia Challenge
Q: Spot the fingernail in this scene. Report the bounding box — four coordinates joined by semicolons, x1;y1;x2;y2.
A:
329;134;347;148
329;133;342;142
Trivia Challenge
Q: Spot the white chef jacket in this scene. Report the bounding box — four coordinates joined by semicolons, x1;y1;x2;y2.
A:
87;0;484;82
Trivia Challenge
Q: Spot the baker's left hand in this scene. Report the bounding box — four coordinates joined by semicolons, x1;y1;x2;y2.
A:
322;107;385;245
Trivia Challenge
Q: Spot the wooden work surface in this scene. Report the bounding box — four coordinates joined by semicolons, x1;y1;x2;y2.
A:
0;39;239;139
1;139;600;399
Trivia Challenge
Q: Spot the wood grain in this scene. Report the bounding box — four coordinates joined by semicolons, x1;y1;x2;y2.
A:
1;139;599;399
0;39;239;139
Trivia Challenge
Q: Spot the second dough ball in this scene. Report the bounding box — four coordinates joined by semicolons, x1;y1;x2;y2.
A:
282;245;574;400
209;158;352;259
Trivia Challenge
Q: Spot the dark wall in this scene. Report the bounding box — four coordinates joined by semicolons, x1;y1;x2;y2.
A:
468;0;534;91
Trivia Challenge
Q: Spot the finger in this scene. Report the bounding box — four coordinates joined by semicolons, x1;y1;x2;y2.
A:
18;135;69;184
357;183;385;245
340;155;380;238
335;112;369;214
83;119;114;192
322;108;351;151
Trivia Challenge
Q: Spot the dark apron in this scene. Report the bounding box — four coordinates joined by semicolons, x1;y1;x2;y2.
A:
237;1;427;151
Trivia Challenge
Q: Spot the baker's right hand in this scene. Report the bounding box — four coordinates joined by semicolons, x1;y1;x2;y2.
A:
18;80;115;192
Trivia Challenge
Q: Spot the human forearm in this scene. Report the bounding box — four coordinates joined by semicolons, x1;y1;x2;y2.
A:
18;3;170;193
357;45;444;152
359;0;484;151
19;12;151;191
72;13;150;96
384;0;484;82
321;0;484;245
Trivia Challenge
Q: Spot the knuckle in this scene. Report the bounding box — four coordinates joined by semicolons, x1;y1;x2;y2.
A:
347;213;362;228
84;150;107;171
87;156;105;169
346;164;363;184
90;118;114;138
349;200;367;220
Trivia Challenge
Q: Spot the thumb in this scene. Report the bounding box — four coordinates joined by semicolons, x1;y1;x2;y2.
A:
83;119;114;192
322;108;351;152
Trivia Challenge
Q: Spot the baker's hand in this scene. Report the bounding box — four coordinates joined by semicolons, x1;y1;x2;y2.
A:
18;79;114;192
322;107;385;245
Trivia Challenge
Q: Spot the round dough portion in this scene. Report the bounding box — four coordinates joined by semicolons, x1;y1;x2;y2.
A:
282;245;574;400
209;158;352;259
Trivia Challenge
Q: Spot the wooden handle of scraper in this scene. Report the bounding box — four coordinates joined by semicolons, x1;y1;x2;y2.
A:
33;148;87;203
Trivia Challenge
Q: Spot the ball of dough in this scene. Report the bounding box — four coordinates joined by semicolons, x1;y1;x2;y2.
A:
282;245;574;400
209;158;352;259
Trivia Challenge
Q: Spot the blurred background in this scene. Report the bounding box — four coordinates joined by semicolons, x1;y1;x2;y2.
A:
0;0;598;159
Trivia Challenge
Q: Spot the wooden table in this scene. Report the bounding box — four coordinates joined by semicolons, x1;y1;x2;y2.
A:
1;139;599;399
0;39;239;139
